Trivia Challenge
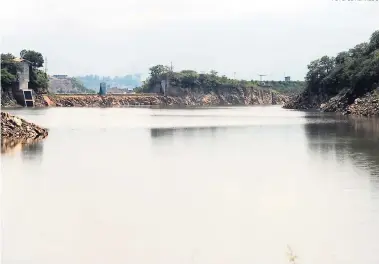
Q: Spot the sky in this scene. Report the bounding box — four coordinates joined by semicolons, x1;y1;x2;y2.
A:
1;0;378;81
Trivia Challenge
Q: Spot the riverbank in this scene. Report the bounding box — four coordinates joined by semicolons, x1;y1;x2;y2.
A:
284;89;379;117
1;112;48;142
1;88;289;108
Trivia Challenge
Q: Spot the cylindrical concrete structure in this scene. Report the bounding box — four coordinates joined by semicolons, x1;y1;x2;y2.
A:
99;82;107;95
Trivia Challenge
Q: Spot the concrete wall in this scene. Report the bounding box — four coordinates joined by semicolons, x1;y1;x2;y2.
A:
17;61;30;90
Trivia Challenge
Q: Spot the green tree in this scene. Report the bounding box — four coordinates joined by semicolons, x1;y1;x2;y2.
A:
368;30;379;52
149;65;170;79
180;70;199;88
29;69;49;93
1;68;16;89
1;53;19;90
20;49;44;68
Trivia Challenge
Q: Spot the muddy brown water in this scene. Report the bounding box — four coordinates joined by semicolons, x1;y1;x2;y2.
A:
1;106;379;264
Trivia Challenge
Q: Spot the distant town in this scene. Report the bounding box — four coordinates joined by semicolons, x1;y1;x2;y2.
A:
50;74;142;94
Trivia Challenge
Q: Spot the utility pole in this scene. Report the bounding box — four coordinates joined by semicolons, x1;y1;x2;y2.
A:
44;57;48;74
233;72;236;79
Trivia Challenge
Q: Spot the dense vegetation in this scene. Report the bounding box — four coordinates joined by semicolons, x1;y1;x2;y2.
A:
1;50;49;94
76;74;141;90
301;30;379;102
258;80;305;95
135;65;304;94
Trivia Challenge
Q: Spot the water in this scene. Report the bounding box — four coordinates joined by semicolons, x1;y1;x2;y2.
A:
1;106;379;264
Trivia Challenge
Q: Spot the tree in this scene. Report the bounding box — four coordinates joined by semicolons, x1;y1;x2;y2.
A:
149;65;170;79
210;70;218;76
368;30;379;52
1;53;15;62
1;68;16;89
20;49;44;68
348;43;369;58
29;69;49;93
1;53;19;90
180;70;199;88
335;51;349;65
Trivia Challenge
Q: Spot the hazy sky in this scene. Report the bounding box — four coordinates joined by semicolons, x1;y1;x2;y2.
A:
1;0;378;80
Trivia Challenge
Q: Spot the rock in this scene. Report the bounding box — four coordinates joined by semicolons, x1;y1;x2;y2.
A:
1;112;49;142
12;116;22;126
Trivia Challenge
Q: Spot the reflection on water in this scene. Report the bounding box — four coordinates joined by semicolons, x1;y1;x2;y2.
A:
1;138;45;158
305;114;379;176
150;126;224;139
21;141;44;162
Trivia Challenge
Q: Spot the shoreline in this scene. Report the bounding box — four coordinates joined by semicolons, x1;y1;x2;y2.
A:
284;90;379;117
1;112;49;145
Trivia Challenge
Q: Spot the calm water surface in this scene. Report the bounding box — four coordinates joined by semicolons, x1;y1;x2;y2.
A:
1;106;379;264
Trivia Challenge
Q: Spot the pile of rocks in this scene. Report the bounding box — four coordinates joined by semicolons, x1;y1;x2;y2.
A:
348;92;379;117
1;112;48;140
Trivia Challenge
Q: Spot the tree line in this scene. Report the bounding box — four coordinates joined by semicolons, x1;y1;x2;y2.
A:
304;30;379;100
1;50;49;94
135;65;304;94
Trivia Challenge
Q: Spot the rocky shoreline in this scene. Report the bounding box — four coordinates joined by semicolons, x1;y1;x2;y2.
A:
284;89;379;117
1;112;48;142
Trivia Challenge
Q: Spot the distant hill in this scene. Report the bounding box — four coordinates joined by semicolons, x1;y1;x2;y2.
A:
48;76;95;94
76;74;142;91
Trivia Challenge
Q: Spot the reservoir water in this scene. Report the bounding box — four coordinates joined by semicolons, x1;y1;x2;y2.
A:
1;106;379;264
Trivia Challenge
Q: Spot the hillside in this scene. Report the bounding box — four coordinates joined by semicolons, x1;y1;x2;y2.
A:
284;30;379;116
48;76;95;94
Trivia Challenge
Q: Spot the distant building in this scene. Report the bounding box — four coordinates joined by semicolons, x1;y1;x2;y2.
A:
285;76;291;82
52;75;68;79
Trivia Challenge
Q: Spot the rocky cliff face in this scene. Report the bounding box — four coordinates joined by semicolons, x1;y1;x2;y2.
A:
284;87;379;117
164;86;288;105
31;87;288;107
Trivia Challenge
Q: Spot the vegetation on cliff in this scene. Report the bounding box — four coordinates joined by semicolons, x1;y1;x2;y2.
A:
135;65;304;95
1;50;49;94
285;30;379;114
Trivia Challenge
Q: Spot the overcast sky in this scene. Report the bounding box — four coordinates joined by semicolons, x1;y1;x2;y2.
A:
1;0;378;80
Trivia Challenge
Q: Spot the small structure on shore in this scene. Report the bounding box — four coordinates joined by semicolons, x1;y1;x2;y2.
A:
99;82;107;95
12;58;35;107
285;76;291;82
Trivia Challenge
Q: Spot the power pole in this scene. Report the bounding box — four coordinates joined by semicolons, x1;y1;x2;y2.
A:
233;72;236;79
44;57;48;74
